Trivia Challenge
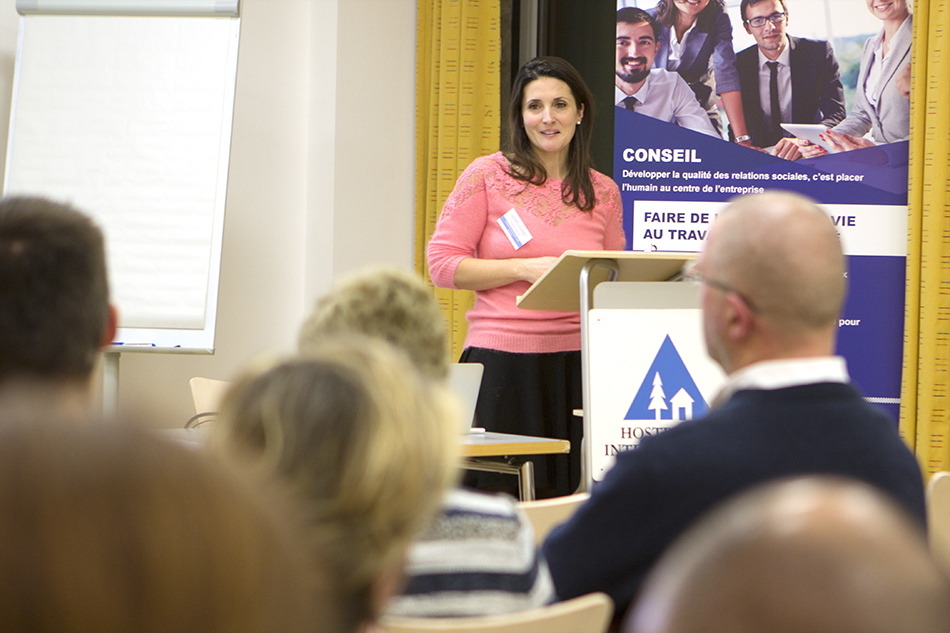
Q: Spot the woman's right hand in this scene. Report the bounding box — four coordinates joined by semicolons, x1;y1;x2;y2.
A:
453;256;558;291
819;130;875;153
519;256;558;284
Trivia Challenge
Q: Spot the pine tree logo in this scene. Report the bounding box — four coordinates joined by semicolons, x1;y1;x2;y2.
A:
626;336;706;421
648;373;667;420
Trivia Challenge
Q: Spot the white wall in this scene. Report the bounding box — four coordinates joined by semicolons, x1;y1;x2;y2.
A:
332;1;418;283
0;0;418;427
0;2;17;176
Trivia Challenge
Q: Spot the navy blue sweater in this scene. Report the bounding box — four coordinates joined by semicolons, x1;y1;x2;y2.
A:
543;382;925;620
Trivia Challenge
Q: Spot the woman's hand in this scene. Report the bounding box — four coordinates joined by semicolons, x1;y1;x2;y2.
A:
720;91;749;143
453;256;558;291
798;140;828;159
773;138;810;161
896;61;912;100
820;130;875;152
519;256;559;285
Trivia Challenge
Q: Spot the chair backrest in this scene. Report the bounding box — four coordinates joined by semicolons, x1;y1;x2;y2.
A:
381;592;613;633
188;377;231;419
927;471;950;572
519;492;590;545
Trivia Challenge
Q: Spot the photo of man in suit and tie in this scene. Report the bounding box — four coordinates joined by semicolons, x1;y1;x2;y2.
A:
734;0;846;159
615;7;720;138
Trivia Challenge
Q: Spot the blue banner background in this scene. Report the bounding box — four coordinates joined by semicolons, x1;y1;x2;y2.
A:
613;110;907;422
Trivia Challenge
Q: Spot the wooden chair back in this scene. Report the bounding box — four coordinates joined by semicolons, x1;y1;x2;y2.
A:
381;592;613;633
186;377;231;428
519;492;590;544
927;471;950;572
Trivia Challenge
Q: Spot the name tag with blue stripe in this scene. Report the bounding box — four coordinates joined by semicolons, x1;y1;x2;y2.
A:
498;208;532;250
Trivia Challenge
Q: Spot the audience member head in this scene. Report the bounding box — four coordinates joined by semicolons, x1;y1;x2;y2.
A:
214;336;460;632
627;477;950;633
299;266;450;381
0;419;322;633
692;192;845;374
0;196;116;394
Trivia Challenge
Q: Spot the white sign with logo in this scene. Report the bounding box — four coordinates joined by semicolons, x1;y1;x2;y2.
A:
588;307;725;480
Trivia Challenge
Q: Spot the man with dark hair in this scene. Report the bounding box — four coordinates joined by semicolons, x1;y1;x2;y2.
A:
735;0;845;156
615;7;718;137
542;193;925;623
0;196;116;407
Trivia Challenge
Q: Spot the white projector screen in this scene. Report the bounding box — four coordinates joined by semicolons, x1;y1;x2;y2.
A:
3;0;240;352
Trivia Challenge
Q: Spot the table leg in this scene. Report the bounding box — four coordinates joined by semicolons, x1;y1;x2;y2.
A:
463;458;535;501
519;460;535;501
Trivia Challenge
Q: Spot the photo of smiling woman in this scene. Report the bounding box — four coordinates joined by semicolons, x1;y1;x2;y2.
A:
649;0;751;144
427;56;625;498
818;0;912;152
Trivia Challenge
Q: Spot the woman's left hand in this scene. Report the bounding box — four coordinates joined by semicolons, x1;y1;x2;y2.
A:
772;138;810;161
798;141;828;159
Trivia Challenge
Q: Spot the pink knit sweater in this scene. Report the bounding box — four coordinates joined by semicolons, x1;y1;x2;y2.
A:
427;152;625;354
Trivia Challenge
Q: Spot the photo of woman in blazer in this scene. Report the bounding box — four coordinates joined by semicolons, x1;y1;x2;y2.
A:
650;0;751;145
817;0;912;152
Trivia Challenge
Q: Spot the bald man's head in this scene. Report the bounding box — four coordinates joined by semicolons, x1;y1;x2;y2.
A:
694;193;846;372
702;192;845;333
627;478;950;633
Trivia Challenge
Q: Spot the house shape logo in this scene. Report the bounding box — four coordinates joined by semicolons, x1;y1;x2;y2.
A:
625;335;708;421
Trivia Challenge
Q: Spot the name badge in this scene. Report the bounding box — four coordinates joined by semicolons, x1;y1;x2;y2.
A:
498;208;533;250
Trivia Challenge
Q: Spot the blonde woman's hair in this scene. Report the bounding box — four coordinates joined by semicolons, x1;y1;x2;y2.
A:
215;336;460;631
0;420;323;633
298;266;450;381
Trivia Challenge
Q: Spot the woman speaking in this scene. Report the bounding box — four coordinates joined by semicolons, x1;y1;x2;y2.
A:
427;57;624;498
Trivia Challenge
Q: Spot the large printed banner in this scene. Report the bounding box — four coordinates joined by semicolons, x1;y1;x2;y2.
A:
615;112;907;418
611;1;910;421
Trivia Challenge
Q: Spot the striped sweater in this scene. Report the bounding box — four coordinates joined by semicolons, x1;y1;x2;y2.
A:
386;488;555;617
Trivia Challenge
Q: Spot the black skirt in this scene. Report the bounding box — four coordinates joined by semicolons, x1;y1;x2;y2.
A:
459;346;583;498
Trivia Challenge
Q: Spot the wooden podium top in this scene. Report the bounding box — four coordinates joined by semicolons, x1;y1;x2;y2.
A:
516;250;693;312
460;432;570;458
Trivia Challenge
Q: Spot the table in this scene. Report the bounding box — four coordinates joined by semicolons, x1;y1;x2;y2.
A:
460;432;570;501
157;427;569;501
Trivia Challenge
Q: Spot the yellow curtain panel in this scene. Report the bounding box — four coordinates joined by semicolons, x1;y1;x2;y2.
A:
900;0;950;477
416;0;501;360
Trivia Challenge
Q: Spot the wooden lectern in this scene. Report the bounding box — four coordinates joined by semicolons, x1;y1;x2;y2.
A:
517;250;694;491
